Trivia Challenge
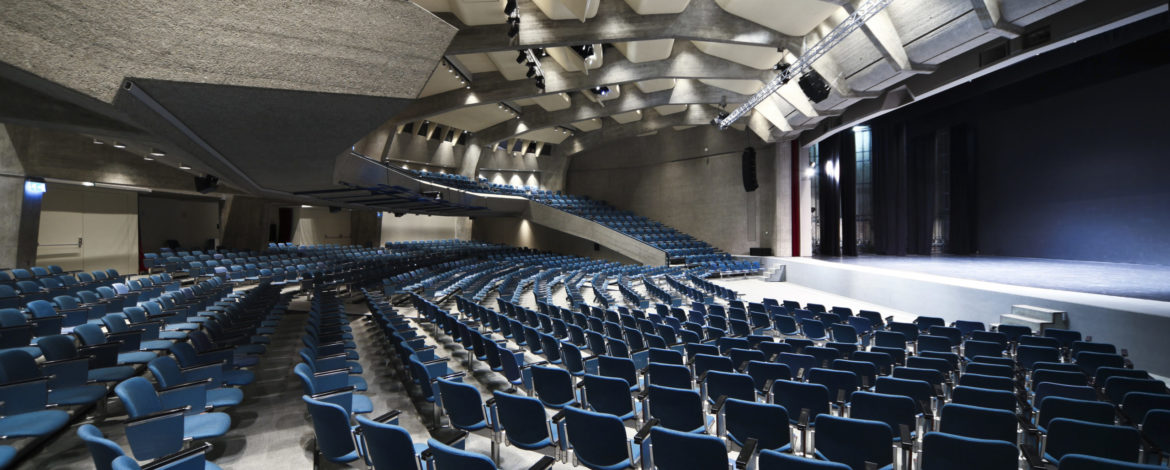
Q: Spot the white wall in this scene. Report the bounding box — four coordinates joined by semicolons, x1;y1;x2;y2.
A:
138;195;220;252
291;207;352;246
36;183;139;274
380;213;470;243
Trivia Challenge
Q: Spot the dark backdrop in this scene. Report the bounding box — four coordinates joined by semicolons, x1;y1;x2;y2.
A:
868;28;1170;265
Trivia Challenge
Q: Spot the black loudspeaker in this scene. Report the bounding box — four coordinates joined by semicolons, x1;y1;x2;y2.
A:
741;146;758;192
194;175;219;194
749;247;773;256
328;206;341;213
798;71;831;103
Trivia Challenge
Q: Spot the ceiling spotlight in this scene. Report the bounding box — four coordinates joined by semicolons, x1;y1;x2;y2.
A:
798;70;831;103
534;77;545;90
526;67;536;78
507;20;520;38
112;142;126;149
92;138;104;145
515;51;526;64
142;156;155;161
590;86;610;97
149;149;165;157
178;163;192;170
504;0;517;15
710;111;729;127
81;181;95;187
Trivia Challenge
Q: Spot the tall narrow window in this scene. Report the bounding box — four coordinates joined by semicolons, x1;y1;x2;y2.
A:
809;144;821;254
854;126;873;253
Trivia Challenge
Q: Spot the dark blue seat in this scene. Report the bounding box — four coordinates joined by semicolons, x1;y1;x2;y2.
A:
583;374;640;422
759;449;850;470
355;413;429;470
116;377;231;445
648;426;728;470
1059;454;1165;470
561;406;641;470
921;432;1018;470
1043;418;1140;465
647;384;710;433
812;415;895;470
720;397;792;452
490;391;559;455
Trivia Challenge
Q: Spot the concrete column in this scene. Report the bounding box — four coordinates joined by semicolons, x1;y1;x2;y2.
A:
775;142;793;256
353;122;396;161
220;195;273;251
0;125;38;268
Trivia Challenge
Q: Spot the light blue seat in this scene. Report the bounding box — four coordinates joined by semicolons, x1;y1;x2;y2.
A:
115;377;231;443
302;395;363;464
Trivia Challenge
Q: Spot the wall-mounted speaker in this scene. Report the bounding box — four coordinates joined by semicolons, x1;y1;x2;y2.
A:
194;175;219;194
742;146;758;192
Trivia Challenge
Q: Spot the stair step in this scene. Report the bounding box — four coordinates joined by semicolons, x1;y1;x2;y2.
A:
1010;304;1067;322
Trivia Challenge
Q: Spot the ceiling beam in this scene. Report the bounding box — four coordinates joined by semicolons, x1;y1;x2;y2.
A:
391;41;769;125
969;0;1023;38
443;0;798;54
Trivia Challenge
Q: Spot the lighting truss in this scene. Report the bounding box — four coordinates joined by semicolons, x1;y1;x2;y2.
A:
713;0;894;129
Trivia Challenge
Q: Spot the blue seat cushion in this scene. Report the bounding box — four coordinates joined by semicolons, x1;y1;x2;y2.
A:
347;361;363;375
117;350;158;365
158;330;188;340
206;388;244;408
510;423;558;450
231;355;259;368
141;339;174;351
183;412;231;440
349;375;368;392
234;344;266;356
223;369;254;386
352;394;374;414
0;446;14;469
49;385;108;405
88;366;136;382
0;410;70;437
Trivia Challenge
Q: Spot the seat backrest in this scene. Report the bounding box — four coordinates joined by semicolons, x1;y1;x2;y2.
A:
648;384;706;433
772;380;830;424
302;395;359;461
875;377;933;413
939;403;1017;443
36;334;78;361
1037;397;1116;432
78;424;128;470
114;377;163;418
723;397;789;450
921;432;1019;470
491;391;551;448
705;370;756;403
437;378;486;431
759;449;850;469
1045;417;1140;463
597;355;637;389
0;349;42;382
1105;377;1168;404
649;426;728;470
563;406;630;470
147;357;184;388
814;415;894;470
583;373;635;418
1034;382;1097;406
531;365;574;408
849;391;918;436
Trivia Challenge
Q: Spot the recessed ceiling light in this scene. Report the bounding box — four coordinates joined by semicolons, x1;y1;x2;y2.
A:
142;156;155;161
149;149;165;157
92;138;104;145
301;205;313;209
81;181;95;187
112;142;126;149
178;163;192;170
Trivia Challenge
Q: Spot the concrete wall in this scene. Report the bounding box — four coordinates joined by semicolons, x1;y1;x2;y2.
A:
291;207;352;246
472;216;638;265
0;125;28;268
566;126;774;255
37;183;139;274
381;213;469;244
139;194;220;252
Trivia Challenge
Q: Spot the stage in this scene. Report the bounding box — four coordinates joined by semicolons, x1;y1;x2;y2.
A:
735;254;1170;377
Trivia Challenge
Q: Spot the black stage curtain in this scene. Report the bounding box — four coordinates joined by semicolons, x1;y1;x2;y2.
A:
906;132;937;255
817;135;842;257
839;131;858;256
949;124;978;255
872;123;908;255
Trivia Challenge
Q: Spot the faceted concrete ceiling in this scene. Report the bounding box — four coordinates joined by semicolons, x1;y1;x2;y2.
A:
386;0;1164;154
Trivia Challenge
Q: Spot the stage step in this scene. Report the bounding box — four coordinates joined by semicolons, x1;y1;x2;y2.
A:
999;305;1069;333
763;265;786;282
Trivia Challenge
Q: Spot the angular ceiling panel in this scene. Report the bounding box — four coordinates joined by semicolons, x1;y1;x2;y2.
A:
610;109;643;124
697;79;764;95
530;93;572;111
547;45;605;73
454;53;498;74
614;39;676;63
417;62;467;98
692;41;785;70
428;102;517;131
714;0;840;36
635;79;677;94
532;0;601;21
623;0;692;15
450;0;507;26
517;126;573;144
570;118;603;132
486;51;532;80
654;104;688;116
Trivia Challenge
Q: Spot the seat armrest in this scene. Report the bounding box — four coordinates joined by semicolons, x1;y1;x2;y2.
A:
735;438;758;470
527;456;557;470
551;410;567;424
310;386;356;400
373;409;403;424
711;395;729;414
422;357;449;365
633;418;659;445
141;443;214;470
127;407;191;424
159;378;214;393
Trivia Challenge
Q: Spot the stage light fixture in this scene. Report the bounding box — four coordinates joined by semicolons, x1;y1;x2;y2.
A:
515;51;526;63
526;67;536;78
710;111;730;127
504;0;517;15
798;70;831;103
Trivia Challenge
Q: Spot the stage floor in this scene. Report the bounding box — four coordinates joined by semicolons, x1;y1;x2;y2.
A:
812;255;1170;302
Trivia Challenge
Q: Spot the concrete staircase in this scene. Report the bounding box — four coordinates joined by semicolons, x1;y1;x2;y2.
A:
999;304;1069;333
762;265;786;282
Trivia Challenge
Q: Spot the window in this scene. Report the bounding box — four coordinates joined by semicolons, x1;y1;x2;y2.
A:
809;144;820;254
854;126;873;253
